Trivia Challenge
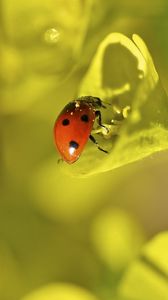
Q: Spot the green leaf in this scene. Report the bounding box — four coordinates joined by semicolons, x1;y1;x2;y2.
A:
118;231;168;300
62;33;168;177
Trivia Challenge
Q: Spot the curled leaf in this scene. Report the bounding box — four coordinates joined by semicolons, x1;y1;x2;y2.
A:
62;33;168;177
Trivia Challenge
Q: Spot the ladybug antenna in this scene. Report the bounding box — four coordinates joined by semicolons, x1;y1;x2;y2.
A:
101;101;112;108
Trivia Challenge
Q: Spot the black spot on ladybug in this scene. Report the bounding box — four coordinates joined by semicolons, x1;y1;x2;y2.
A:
62;118;70;126
69;140;79;149
81;114;89;122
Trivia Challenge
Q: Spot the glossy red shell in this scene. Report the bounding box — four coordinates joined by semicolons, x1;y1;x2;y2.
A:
54;101;96;163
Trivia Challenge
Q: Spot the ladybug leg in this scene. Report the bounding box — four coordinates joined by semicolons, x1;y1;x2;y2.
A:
89;134;108;154
57;158;64;164
95;110;109;134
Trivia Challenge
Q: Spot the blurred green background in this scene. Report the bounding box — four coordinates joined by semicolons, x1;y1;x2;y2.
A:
1;1;168;299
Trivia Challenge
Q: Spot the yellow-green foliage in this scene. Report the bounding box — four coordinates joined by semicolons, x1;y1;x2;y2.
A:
1;1;168;300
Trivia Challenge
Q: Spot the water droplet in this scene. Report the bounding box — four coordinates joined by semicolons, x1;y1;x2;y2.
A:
44;28;60;44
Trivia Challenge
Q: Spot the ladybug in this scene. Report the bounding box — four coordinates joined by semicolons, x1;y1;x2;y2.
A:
53;96;108;164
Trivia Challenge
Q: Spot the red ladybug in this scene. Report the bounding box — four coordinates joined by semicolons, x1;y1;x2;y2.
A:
54;96;108;164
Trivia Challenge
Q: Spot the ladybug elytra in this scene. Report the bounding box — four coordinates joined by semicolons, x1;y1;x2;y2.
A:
53;96;108;164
